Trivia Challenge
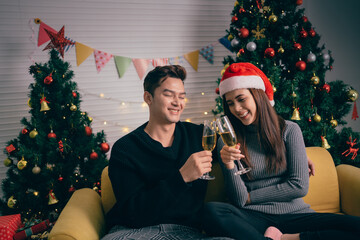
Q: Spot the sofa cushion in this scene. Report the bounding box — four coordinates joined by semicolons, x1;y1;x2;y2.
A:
303;147;340;213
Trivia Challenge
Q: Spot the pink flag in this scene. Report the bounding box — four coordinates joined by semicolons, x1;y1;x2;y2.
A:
151;58;169;67
38;22;57;46
94;49;113;73
132;58;151;80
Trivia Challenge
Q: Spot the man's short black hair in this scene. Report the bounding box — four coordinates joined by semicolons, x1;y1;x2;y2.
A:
143;65;186;96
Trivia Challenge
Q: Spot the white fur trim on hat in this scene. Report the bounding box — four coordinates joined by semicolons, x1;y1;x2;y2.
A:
219;75;265;96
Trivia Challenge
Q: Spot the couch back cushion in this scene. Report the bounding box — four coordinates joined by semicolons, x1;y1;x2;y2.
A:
303;147;340;213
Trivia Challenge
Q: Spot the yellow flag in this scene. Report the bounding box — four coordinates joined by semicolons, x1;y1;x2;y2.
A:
75;42;93;66
184;50;200;71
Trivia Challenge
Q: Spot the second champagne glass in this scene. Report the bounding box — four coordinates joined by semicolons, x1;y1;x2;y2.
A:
216;116;251;175
200;120;216;180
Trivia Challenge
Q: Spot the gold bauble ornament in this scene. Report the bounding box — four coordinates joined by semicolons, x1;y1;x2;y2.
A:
347;89;359;102
7;196;17;208
269;14;278;23
291;92;297;98
34;191;39;197
313;113;321;122
4;158;12;167
32;165;41;174
17;157;27;170
330;119;338;128
27;98;32;108
311;75;320;85
29;129;38;138
70;104;77;111
88;116;93;122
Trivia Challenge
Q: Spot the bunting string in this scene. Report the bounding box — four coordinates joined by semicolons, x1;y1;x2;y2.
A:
34;18;233;80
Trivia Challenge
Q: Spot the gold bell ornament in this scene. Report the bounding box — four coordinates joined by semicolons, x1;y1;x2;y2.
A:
321;136;331;149
291;108;301;120
40;95;50;112
48;190;59;205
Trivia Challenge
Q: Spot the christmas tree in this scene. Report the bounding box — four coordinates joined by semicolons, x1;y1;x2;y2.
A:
213;0;359;167
1;49;109;223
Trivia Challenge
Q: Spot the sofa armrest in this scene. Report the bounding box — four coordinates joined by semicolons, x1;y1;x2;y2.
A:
336;164;360;216
48;188;106;240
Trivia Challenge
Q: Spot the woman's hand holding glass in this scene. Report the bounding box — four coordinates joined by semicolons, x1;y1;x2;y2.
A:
216;116;251;175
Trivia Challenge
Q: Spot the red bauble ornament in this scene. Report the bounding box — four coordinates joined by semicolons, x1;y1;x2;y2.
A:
295;60;306;71
309;29;316;37
68;186;76;193
239;7;246;13
231;16;238;23
322;83;331;93
100;142;110;153
302;16;308;22
85;126;92;136
296;0;303;5
90;151;99;160
58;176;64;181
44;73;53;85
300;28;308;38
215;87;220;94
47;131;57;139
293;42;302;50
238;27;249;38
72;91;77;98
22;128;29;135
264;48;275;58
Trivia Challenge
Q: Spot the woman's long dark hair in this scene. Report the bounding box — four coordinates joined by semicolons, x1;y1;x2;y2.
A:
223;88;287;173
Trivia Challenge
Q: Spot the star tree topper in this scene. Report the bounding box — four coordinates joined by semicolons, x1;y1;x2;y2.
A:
43;26;72;58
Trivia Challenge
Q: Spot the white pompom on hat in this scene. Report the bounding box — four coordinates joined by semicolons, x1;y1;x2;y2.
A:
219;62;274;106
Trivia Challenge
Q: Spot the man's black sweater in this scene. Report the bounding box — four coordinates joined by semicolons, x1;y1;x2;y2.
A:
106;121;208;230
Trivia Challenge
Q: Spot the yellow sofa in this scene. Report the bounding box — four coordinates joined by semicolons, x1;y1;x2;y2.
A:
48;147;360;240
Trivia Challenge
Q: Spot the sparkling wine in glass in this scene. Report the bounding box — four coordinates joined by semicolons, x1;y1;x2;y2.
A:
200;120;216;180
216;116;251;175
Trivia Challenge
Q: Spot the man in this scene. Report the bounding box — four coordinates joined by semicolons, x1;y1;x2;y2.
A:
102;65;227;240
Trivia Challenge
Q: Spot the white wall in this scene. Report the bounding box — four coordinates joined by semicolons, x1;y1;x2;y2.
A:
0;0;235;200
1;0;359;200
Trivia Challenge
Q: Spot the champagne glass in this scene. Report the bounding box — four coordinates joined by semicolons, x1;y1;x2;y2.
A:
200;120;216;180
216;116;251;175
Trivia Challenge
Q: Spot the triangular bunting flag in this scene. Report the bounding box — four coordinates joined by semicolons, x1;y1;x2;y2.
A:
184;50;200;72
219;36;233;52
64;37;76;52
199;44;214;64
151;58;169;67
132;58;151;80
38;22;57;46
94;49;113;73
75;42;93;66
114;56;132;78
168;56;185;65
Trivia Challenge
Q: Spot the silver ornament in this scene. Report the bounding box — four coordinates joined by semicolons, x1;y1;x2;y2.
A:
231;38;240;48
322;53;330;61
307;52;316;62
246;42;257;51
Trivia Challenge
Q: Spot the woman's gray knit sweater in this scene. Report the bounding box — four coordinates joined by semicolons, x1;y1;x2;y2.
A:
218;120;314;215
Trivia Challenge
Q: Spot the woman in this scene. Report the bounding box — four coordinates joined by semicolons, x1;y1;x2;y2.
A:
202;63;360;240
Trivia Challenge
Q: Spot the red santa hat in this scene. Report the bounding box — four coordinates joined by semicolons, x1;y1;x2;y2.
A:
219;62;274;106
